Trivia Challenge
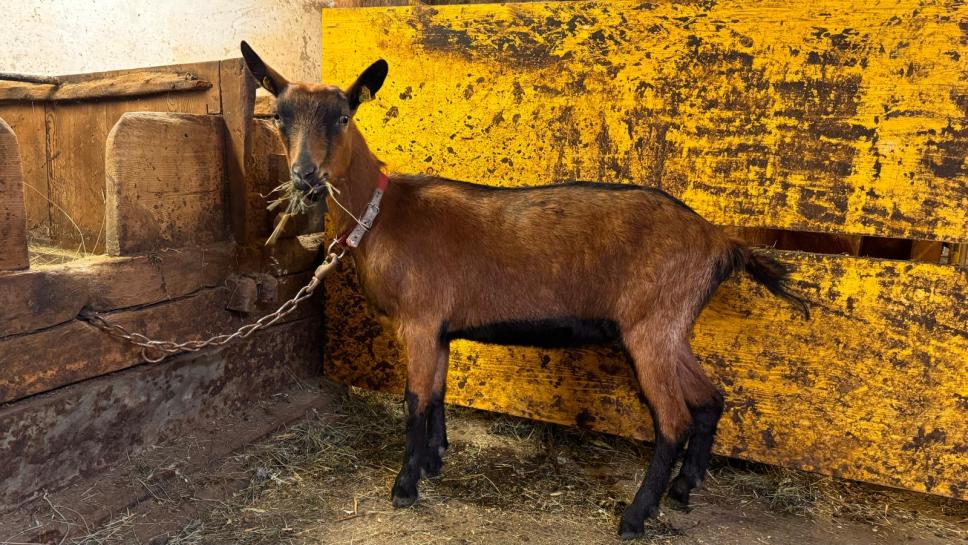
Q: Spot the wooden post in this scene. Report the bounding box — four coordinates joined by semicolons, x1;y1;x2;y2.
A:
219;58;257;243
0;117;28;270
105;112;227;255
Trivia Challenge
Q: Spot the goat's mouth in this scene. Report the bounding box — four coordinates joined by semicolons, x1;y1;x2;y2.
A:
303;183;329;202
302;183;330;214
266;178;329;216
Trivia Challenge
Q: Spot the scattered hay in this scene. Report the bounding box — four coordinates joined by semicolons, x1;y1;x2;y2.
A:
707;461;967;540
27;243;95;267
69;510;137;545
54;388;963;544
153;389;965;544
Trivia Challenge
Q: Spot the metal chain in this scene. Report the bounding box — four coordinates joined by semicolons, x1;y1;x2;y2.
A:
79;250;343;363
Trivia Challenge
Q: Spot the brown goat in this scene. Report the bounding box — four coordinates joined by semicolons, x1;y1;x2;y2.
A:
241;42;808;539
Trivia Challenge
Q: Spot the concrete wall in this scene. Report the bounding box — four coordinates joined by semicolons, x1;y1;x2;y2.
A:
0;0;325;82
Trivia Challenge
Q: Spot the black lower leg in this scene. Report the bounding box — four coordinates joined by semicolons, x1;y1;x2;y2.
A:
392;389;429;507
619;433;685;539
668;394;724;508
423;389;447;476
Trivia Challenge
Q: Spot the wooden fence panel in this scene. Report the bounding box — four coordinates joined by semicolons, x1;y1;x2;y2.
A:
321;0;968;500
0;104;49;243
0;269;318;405
19;61;221;253
0;117;27;270
323;0;968;242
105;112;226;255
0;243;235;338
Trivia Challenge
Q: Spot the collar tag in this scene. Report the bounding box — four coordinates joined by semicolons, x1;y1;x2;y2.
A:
342;172;389;248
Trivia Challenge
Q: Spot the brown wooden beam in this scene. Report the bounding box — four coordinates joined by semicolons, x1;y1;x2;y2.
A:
0;270;321;405
0;72;61;85
220;58;258;243
0;71;211;103
0;243;236;338
0;117;28;271
105;112;227;255
0;316;323;512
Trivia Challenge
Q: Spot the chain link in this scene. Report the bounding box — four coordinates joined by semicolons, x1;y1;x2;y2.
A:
79;252;342;363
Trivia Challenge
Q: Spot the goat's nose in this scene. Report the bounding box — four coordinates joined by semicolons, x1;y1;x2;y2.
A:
292;163;316;178
292;163;317;192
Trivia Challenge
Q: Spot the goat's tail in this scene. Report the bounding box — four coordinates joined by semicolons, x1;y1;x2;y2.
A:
721;240;810;320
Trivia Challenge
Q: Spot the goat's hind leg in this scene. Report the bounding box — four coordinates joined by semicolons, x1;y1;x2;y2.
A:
667;346;724;510
619;326;692;539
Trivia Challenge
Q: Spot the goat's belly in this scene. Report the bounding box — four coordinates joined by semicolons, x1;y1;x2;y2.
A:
446;317;620;349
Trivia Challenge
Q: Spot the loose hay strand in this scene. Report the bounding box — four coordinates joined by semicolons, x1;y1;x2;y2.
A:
264;212;290;247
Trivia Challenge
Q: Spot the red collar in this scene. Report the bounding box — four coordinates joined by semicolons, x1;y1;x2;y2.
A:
337;172;389;248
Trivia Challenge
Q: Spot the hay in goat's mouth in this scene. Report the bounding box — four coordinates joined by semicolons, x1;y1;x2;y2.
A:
264;179;327;246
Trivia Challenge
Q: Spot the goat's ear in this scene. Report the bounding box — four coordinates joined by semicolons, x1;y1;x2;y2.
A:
240;41;288;96
346;59;388;111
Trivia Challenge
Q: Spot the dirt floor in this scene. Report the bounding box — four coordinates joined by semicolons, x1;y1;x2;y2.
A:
4;384;966;545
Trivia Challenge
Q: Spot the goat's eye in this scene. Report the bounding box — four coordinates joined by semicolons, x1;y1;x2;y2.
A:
338;115;349;126
273;113;281;125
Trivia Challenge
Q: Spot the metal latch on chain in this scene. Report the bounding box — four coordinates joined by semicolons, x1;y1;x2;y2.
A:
79;248;343;363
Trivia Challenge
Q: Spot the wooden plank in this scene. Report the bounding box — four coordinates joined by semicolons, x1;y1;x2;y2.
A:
105;112;226;255
324;251;968;499
0;117;28;270
0;71;211;103
0;103;51;242
246;119;287;242
0;82;56;102
45;60;221;253
0;72;60;85
0;316;322;512
235;233;327;281
220;58;258;243
0;243;235;338
323;1;968;242
0;272;320;405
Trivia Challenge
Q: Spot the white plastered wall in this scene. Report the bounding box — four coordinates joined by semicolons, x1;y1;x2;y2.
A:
0;0;327;82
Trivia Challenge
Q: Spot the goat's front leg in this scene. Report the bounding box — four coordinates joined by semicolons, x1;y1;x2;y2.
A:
391;321;446;507
424;341;450;477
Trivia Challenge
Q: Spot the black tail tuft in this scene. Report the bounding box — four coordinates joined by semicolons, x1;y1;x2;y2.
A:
725;242;810;320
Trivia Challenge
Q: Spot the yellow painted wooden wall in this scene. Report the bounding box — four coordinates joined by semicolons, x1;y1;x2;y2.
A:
321;1;968;500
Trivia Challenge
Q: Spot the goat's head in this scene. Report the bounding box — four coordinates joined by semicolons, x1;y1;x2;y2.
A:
241;41;388;200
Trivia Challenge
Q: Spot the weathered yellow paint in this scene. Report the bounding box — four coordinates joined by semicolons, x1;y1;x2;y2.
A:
320;1;968;500
325;252;968;500
324;1;968;242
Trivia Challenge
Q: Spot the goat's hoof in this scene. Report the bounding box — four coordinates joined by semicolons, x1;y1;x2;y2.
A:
391;490;418;508
666;477;692;512
423;453;443;477
665;495;691;513
618;519;644;540
391;479;418;508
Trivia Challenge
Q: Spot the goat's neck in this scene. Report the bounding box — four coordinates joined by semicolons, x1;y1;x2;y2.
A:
326;125;383;241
